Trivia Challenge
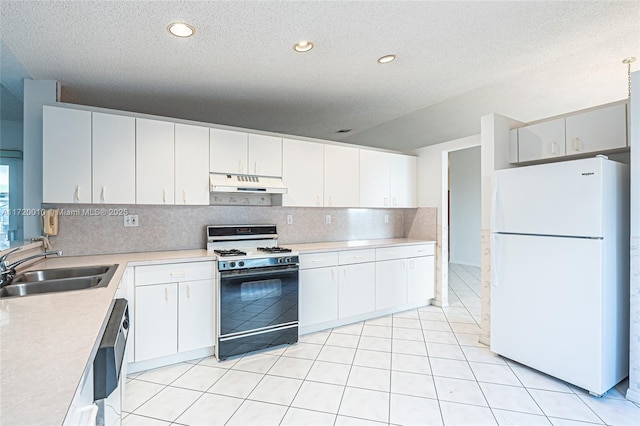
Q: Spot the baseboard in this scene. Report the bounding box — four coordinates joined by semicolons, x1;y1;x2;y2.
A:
128;347;215;374
626;387;640;403
449;260;481;268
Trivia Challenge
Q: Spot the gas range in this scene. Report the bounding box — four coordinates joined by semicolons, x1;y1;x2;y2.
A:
206;224;300;360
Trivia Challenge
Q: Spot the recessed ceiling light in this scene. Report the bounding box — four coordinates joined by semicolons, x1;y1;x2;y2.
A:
293;41;314;52
167;22;195;38
378;54;396;64
622;57;637;64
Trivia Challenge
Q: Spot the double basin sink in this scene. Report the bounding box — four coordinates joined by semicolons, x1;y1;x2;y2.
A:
0;264;118;298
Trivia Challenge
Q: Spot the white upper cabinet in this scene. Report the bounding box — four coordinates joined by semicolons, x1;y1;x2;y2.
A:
92;112;136;204
43;106;92;203
389;153;416;207
282;138;324;206
359;150;391;208
248;134;282;177
136;118;175;204
565;103;627;155
360;151;416;208
175;124;210;205
518;118;566;162
210;129;282;176
324;145;360;207
209;128;248;174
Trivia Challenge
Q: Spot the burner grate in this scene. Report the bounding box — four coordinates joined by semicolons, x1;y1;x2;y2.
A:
214;249;247;257
257;246;292;254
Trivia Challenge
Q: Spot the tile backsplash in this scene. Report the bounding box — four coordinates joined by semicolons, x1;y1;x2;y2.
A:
46;204;436;256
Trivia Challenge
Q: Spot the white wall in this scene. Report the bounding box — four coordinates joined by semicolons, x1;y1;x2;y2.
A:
23;79;58;239
1;119;23;150
449;146;481;267
414;134;480;307
1;120;24;240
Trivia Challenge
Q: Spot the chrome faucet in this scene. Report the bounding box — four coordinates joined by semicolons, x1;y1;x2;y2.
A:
0;247;63;287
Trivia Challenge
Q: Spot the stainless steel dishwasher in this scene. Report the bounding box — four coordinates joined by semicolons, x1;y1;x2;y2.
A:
93;298;129;426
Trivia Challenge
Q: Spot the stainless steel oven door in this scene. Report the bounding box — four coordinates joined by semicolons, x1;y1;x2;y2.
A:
219;264;298;337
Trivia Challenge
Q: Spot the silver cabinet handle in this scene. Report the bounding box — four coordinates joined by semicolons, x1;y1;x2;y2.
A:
101;186;106;203
164;287;169;301
328;196;332;206
573;137;580;151
163;188;167;203
551;142;558;155
330;269;334;280
316;195;321;206
392;197;397;206
186;284;191;299
384;197;388;206
182;189;187;204
75;185;81;202
170;271;185;278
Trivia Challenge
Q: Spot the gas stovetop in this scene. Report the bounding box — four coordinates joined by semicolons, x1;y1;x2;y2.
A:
206;225;297;261
257;246;292;254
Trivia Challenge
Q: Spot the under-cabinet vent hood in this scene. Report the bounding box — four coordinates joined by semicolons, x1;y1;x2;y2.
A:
210;173;288;194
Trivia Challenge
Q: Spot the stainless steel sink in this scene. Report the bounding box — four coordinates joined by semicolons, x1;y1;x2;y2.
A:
0;264;118;298
14;265;113;283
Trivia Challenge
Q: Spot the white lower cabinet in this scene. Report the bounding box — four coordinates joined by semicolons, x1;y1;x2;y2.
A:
299;267;339;327
339;262;376;318
299;244;435;334
178;279;215;352
407;255;435;304
135;283;179;361
133;261;215;363
375;259;407;310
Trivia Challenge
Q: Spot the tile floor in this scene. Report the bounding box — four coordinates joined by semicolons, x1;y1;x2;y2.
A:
123;264;640;425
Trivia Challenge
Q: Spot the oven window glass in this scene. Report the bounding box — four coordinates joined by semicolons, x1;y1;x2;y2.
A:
220;268;298;336
241;279;282;301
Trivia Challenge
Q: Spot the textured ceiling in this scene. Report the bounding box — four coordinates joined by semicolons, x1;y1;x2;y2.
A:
0;1;638;151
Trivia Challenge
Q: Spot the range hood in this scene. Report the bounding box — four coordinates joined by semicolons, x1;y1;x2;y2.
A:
210;173;288;194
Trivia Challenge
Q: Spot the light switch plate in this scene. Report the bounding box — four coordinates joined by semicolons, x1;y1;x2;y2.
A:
287;214;293;225
325;215;331;224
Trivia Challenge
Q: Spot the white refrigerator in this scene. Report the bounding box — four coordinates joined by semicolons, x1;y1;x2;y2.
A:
491;157;630;396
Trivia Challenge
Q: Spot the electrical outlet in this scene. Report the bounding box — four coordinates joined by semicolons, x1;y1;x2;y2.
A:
384;214;389;223
325;214;331;224
124;215;139;227
287;214;293;225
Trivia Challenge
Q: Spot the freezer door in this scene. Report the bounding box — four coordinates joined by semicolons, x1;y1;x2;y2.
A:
490;233;608;394
492;158;606;238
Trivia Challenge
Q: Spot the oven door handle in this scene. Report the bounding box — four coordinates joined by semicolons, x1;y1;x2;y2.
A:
219;264;299;279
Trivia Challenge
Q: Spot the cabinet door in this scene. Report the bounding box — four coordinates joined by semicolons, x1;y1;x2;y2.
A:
92;112;136;204
42;106;92;203
338;262;375;318
136;118;175;204
375;259;407;310
565;104;627;155
178;279;215;352
518;118;565;162
282;139;324;206
210;128;248;174
135;283;178;361
248;134;282;177
359;150;390;207
407;256;435;304
299;267;339;327
390;154;417;207
175;124;210;205
324;145;360;207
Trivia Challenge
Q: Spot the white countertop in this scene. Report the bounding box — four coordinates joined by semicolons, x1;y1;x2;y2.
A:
0;249;213;426
288;238;435;253
0;239;434;425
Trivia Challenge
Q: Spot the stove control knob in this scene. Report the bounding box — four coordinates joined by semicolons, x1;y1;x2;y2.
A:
284;257;291;263
229;261;236;268
239;261;245;267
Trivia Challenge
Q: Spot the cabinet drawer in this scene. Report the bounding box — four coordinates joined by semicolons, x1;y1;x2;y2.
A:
135;261;215;286
375;246;412;261
339;249;375;265
299;252;339;270
406;244;435;257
